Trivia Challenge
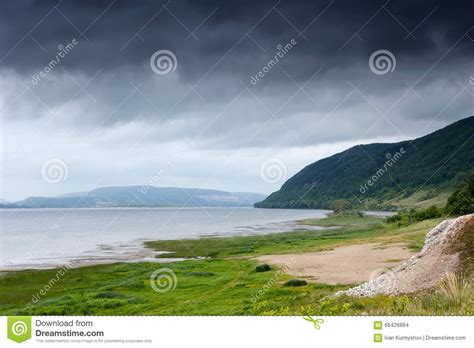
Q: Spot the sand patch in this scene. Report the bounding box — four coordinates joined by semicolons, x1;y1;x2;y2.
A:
256;243;414;284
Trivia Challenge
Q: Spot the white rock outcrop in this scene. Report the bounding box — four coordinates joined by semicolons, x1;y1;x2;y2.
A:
340;213;473;297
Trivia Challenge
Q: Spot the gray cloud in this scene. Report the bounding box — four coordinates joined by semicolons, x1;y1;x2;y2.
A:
1;0;472;75
1;0;473;200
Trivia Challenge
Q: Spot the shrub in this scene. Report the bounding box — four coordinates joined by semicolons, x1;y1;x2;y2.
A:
386;206;443;225
332;200;351;214
283;279;307;287
415;206;443;220
255;264;271;273
438;272;471;308
206;251;219;258
445;173;474;215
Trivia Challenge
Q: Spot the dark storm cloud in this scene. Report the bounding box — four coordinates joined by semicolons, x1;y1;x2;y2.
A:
0;0;472;144
1;0;473;200
1;0;472;79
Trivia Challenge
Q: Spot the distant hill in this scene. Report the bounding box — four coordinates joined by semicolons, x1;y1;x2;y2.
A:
256;116;474;210
5;187;267;208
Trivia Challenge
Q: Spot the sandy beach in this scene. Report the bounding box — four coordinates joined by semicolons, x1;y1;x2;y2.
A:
257;243;414;284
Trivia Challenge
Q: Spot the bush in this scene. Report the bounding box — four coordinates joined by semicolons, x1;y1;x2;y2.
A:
438;272;471;308
283;279;308;287
332;199;351;214
386;206;443;225
205;251;219;258
445;173;474;215
415;206;443;220
255;264;271;273
388;173;474;224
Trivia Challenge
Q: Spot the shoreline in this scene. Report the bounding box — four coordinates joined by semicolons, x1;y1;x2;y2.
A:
0;214;334;271
2;214;461;316
0;211;393;271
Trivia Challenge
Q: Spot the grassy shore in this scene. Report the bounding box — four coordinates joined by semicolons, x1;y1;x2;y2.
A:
145;213;435;258
0;214;472;315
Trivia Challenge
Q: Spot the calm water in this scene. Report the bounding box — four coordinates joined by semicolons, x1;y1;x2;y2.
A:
0;207;330;269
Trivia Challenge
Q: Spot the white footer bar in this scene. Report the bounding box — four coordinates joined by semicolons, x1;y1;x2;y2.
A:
1;316;472;347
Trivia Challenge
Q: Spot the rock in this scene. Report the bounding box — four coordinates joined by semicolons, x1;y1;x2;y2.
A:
283;279;308;287
255;264;271;273
339;213;473;297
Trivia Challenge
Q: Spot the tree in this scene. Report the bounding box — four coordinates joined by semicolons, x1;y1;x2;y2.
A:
445;173;474;215
332;199;350;214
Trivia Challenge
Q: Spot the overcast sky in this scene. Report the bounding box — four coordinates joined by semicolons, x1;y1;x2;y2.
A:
1;0;473;201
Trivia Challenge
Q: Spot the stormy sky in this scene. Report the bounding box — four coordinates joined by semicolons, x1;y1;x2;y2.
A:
1;0;473;201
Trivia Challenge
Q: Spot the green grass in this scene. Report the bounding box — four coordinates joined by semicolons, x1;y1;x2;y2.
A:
299;286;474;315
300;213;382;227
146;214;440;259
385;190;451;209
146;214;386;259
0;259;348;315
0;213;470;315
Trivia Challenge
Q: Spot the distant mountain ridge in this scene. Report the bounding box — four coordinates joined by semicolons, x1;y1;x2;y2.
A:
4;186;267;208
256;116;474;210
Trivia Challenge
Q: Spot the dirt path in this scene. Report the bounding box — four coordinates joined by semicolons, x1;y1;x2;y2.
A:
256;243;414;284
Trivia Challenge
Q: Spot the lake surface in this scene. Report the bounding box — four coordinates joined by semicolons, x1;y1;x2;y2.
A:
0;207;331;269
